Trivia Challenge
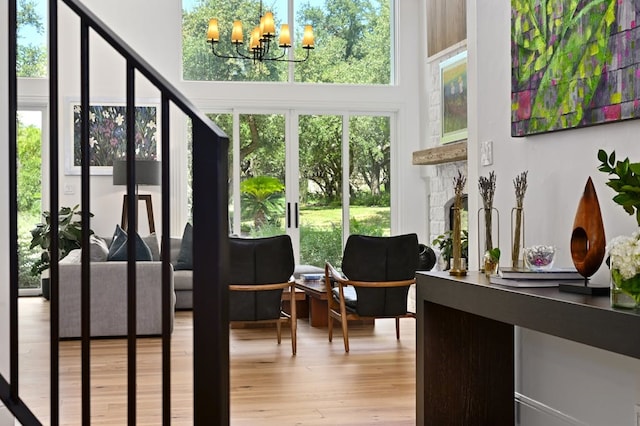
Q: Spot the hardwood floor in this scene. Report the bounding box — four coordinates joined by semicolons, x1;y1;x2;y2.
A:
16;297;416;425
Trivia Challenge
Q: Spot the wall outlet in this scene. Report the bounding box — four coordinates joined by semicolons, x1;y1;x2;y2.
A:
64;184;75;195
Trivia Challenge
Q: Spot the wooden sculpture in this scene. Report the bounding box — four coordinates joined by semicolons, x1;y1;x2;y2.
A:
563;177;607;294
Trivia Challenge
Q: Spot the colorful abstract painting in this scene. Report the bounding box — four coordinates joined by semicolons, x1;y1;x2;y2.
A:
511;0;640;136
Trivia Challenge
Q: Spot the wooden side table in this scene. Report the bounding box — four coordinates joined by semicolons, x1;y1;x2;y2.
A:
295;279;374;328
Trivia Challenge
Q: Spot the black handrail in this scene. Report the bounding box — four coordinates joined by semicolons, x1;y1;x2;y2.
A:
5;0;230;424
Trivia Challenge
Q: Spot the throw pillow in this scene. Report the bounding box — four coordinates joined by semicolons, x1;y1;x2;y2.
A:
107;225;128;259
107;225;153;261
143;233;161;261
89;235;109;262
175;223;193;270
60;248;82;264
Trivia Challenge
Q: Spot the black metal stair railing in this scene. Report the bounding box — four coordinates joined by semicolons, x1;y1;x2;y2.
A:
5;0;230;424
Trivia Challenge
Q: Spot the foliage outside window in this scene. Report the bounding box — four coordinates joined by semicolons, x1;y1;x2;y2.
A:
182;0;392;84
17;115;43;289
17;0;47;78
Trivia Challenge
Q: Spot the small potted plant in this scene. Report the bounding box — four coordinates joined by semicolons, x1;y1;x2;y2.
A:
483;247;501;277
29;205;94;299
432;229;468;270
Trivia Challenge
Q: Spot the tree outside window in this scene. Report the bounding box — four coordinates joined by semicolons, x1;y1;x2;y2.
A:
182;0;392;84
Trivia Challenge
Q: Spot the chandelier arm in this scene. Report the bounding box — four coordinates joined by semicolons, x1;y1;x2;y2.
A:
268;47;311;63
233;43;255;61
209;42;246;60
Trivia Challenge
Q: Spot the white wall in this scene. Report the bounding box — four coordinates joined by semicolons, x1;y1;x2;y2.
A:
468;1;640;424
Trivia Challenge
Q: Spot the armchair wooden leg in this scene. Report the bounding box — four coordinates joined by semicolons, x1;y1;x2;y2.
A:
276;320;282;344
328;314;334;342
340;305;350;353
396;317;400;340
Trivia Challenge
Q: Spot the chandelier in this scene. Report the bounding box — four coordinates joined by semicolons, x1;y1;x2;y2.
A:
206;2;315;63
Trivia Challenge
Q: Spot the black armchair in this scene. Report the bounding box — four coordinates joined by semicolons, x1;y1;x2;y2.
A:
229;235;297;355
324;233;418;352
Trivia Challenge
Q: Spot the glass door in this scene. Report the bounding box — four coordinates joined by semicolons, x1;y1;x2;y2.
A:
294;113;392;268
348;115;391;236
296;114;344;267
219;110;393;268
235;113;287;237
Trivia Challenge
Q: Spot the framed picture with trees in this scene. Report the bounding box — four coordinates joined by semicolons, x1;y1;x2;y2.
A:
440;51;468;144
65;100;159;175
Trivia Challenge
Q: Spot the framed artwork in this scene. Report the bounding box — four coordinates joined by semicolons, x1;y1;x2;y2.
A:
440;51;468;144
65;100;159;175
511;0;640;137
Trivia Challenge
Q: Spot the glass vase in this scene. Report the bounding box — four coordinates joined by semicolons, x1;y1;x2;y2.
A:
511;207;525;269
610;268;640;310
477;207;499;271
449;205;467;276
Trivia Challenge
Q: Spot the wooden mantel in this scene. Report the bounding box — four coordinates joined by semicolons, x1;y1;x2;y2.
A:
412;141;467;165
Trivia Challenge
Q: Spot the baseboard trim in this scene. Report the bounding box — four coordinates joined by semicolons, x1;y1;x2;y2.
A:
515;392;588;425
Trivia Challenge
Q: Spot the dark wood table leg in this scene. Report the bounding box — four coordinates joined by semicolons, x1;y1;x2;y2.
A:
420;301;514;424
308;296;328;327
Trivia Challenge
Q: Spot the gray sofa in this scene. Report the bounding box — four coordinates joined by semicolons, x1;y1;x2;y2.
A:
170;237;193;310
58;238;176;338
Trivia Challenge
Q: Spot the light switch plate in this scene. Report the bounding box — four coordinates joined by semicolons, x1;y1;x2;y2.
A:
481;140;493;166
64;184;75;195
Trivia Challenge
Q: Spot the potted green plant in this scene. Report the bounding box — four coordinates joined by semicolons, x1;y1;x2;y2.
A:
483;247;501;277
432;229;468;270
29;205;94;299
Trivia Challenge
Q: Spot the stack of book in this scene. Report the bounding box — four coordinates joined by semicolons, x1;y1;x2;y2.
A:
300;273;324;282
490;267;584;287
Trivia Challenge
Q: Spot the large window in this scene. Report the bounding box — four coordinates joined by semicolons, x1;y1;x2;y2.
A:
17;110;44;294
17;0;47;78
182;0;393;84
198;111;392;267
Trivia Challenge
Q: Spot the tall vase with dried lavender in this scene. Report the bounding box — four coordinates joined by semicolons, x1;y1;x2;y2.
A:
450;171;467;276
478;171;497;270
511;171;528;268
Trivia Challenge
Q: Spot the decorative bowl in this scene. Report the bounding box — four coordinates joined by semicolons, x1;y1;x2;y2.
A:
523;245;556;271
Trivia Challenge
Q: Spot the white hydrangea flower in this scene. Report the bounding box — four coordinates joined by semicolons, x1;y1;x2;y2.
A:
607;233;640;280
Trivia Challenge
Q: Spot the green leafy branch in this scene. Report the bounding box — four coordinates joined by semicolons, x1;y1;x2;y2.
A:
597;149;640;226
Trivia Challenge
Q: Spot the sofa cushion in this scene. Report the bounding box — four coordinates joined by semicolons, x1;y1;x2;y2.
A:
89;235;109;262
143;233;161;261
173;270;193;291
175;223;193;270
107;225;153;261
332;286;358;312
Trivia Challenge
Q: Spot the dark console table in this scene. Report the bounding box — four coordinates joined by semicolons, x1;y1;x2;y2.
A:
416;271;640;425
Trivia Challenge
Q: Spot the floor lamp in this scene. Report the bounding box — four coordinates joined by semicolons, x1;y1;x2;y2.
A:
113;160;161;233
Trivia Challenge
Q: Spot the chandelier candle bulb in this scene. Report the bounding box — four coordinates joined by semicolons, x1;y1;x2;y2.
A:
250;27;261;50
231;20;243;44
263;12;275;37
302;25;315;48
279;24;291;48
207;19;219;42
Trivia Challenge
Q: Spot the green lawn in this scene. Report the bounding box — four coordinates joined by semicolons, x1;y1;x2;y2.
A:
300;205;390;234
237;205;390;266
